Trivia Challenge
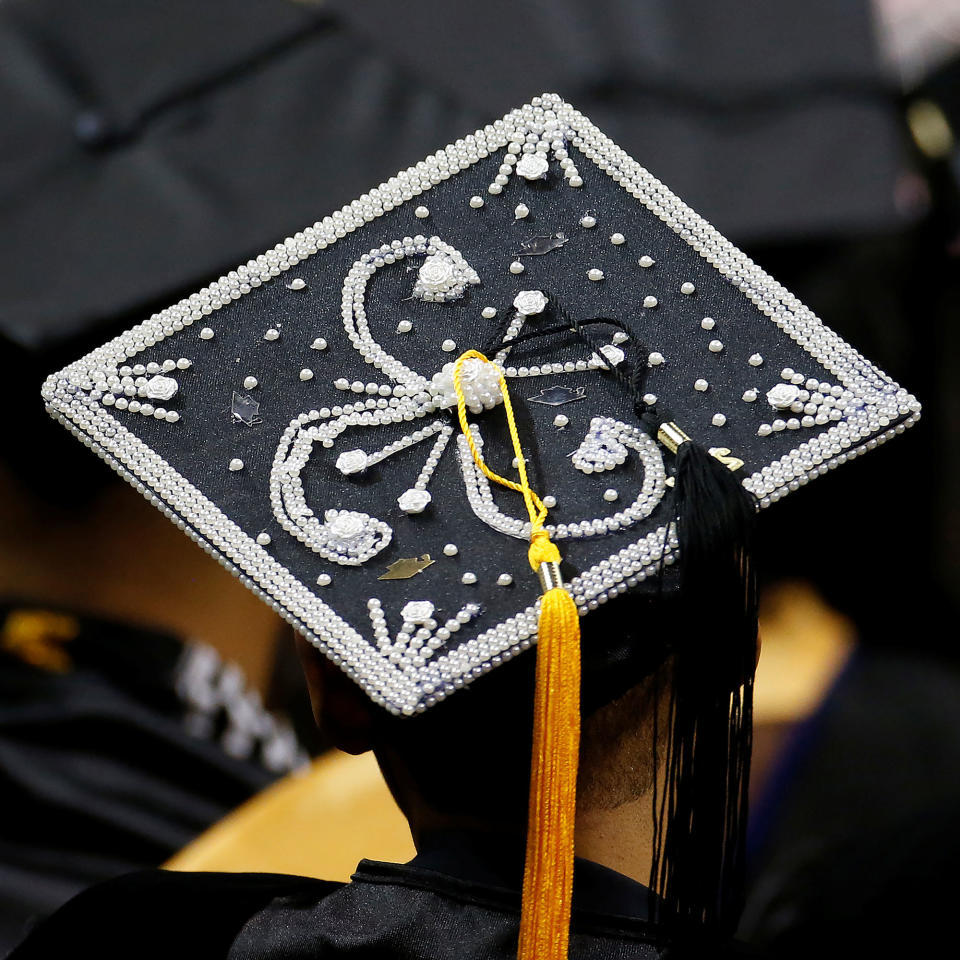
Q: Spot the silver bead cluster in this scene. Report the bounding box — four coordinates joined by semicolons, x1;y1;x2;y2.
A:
271;396;440;563
484;116;581;196
397;424;454;514
459;421;666;541
757;369;857;435
95;358;190;424
335;419;448;476
412;249;480;303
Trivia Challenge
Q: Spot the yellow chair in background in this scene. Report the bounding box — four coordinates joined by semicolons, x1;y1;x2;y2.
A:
166;749;415;880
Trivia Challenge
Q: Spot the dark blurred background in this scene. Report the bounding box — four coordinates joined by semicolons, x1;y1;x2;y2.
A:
2;1;959;956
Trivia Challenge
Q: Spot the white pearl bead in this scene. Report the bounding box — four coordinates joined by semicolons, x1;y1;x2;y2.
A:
443;543;458;556
497;573;513;587
199;327;214;340
588;268;604;281
643;393;657;405
461;572;477;585
757;424;773;436
681;282;696;295
580;215;596;228
441;339;457;352
316;573;332;586
709;340;723;352
612;331;629;344
469;196;484;208
610;232;625;245
481;306;497;319
712;413;727;426
288;278;306;290
264;328;280;341
638;255;655;268
648;351;664;366
176;358;191;370
510;261;525;274
256;532;271;545
742;389;758;402
514;203;529;219
300;368;314;381
543;495;557;508
415;206;429;218
397;320;413;333
311;338;327;350
694;379;709;391
553;414;569;427
700;317;716;330
643;296;658;308
603;489;618;502
229;458;244;471
749;354;763;366
243;376;258;389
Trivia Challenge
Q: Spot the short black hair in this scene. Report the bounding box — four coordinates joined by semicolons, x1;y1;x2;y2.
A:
370;592;678;822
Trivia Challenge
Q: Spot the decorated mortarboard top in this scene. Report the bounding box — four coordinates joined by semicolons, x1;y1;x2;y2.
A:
43;93;920;721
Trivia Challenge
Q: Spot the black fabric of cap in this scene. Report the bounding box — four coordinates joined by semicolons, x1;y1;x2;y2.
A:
43;95;918;715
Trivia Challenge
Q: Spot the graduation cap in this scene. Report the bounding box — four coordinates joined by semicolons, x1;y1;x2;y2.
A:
42;94;920;955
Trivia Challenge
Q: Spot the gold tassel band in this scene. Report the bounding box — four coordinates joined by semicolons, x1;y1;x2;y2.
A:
537;561;564;592
657;420;692;453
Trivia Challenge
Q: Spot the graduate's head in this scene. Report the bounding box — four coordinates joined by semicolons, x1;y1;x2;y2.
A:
296;591;678;827
46;92;919;958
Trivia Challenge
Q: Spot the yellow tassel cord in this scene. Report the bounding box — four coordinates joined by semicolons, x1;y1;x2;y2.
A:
453;351;581;960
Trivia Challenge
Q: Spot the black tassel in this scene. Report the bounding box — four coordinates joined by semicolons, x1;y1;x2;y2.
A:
651;428;758;955
480;293;757;949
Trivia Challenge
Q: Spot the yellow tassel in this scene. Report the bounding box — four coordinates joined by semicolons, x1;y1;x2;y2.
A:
518;572;581;960
453;351;582;960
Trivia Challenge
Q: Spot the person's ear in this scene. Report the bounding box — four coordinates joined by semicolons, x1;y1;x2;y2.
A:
294;632;376;754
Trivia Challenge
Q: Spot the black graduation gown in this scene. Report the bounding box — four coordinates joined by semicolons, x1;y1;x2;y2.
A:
6;834;670;959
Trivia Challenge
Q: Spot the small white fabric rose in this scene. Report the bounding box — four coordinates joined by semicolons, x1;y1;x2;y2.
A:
401;601;435;624
143;375;178;402
515;153;549;180
766;384;801;409
398;488;432;514
595;345;625;367
335;449;369;476
513;290;548;316
327;512;366;540
417;256;456;292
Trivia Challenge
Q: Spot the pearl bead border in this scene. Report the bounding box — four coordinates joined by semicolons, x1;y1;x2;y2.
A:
42;93;920;716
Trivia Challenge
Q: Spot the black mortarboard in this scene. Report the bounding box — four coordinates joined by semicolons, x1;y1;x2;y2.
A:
43;94;919;956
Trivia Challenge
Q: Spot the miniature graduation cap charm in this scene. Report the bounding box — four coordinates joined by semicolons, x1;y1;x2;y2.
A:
378;555;436;580
43;93;919;958
528;385;587;406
